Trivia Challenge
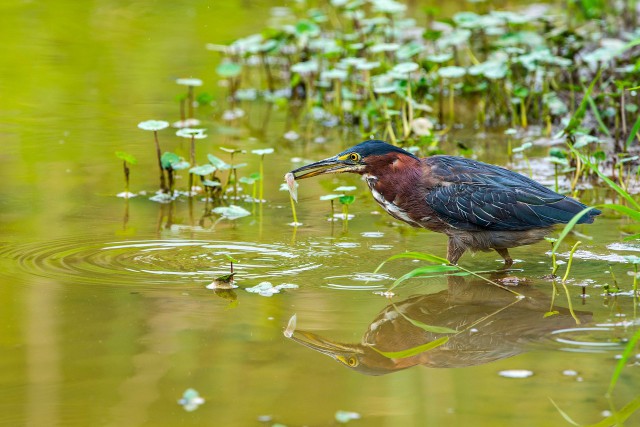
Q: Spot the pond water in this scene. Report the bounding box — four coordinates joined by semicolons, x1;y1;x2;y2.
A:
1;1;639;426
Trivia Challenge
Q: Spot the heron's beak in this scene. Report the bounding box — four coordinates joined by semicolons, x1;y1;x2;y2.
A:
289;330;362;360
290;156;361;180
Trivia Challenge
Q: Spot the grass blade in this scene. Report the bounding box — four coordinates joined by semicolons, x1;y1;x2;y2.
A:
607;328;640;397
626;113;640;149
563;68;602;136
371;336;449;359
389;265;460;290
549;398;581;426
586;94;611;136
569;146;640;210
392;304;458;334
551;206;594;254
374;251;450;274
585;396;640;427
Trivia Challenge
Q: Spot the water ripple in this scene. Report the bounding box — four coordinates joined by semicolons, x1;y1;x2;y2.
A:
551;327;626;353
0;237;323;287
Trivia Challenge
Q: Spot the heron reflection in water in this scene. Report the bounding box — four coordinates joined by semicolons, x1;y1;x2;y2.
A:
287;277;592;375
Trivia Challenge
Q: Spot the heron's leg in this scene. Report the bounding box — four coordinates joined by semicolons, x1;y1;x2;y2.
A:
495;248;513;268
447;240;465;265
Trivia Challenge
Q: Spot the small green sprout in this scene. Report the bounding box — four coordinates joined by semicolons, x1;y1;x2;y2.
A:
137;120;169;192
115;151;137;198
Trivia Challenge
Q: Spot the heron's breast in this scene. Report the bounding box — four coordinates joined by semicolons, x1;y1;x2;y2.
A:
363;174;421;226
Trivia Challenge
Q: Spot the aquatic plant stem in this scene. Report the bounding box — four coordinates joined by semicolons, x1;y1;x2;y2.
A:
448;81;455;124
123;160;130;195
289;193;298;225
188;135;195;196
188;85;195;119
259;155;265;203
560;241;582;325
153;130;167;192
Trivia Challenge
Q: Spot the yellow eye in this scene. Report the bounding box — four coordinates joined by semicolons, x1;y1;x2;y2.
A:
349;153;360;162
347;356;358;367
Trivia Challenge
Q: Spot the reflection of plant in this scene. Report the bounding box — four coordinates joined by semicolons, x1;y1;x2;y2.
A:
251;148;274;203
115;151;137;197
137;120;169;192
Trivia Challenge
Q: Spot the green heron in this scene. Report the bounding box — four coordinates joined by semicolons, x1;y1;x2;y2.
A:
289;139;600;266
287;276;592;375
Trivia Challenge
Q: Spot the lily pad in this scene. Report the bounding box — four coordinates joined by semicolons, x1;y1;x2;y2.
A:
392;62;419;74
320;194;344;201
189;164;216;176
213;205;251;220
137;120;169;131
251;148;275;156
176;128;207;139
178;388;205;412
438;66;466;79
208;154;231;170
216;62;242;78
176;78;203;86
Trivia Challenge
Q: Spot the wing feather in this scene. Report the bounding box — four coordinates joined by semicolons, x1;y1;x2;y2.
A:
424;156;600;231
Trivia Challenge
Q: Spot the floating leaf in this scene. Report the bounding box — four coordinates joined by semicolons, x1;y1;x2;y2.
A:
334;186;357;192
392;62;419;74
189;164;216;176
251;148;275;156
213;205;251;220
396;41;424;60
339;195;355;205
291;60;319;75
320;194;344;201
321;68;348;81
176;128;207;139
206;273;237;290
138;120;169;131
176;78;203;87
178;388;205;412
202;180;221;187
207;154;231;170
161;152;180;169
335;410;361;424
239;176;256;185
116;151;137;164
216;62;242;78
438;66;466;79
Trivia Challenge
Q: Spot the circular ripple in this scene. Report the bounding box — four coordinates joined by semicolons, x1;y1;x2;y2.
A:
551;327;626;353
0;237;323;287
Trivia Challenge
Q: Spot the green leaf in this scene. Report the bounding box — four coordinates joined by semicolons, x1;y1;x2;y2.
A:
374;251;449;274
570;146;640;210
161;152;180;169
207;154;231;170
563;68;602;136
216;62;242;78
115;151;137;165
392;305;458;333
189;164;216;176
320;194;344;201
389;265;461;291
339;195;355;205
549;398;581;427
626;114;640;149
370;337;449;359
551;206;598;255
608;328;640;397
586;94;611;136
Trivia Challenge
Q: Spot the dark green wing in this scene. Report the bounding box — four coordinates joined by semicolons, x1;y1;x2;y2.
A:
424;156;600;231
